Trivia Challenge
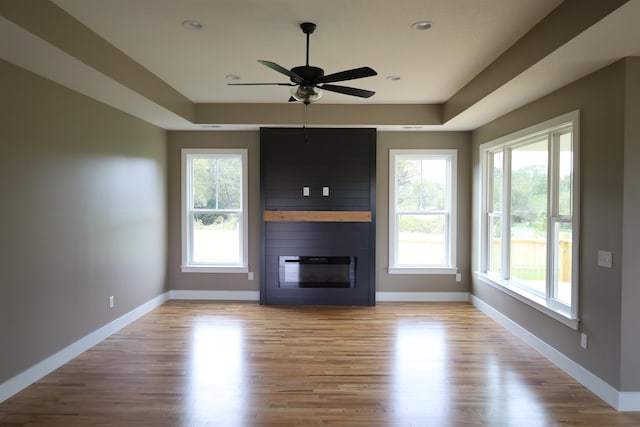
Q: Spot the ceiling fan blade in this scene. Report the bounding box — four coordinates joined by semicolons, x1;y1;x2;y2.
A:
227;82;295;86
318;67;377;84
321;84;375;98
258;60;303;84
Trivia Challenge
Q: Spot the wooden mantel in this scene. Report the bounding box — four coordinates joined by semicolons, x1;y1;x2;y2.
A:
263;210;372;223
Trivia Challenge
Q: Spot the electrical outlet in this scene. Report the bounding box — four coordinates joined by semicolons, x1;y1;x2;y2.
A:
455;273;462;282
597;250;612;268
580;333;588;349
109;296;114;309
248;272;254;281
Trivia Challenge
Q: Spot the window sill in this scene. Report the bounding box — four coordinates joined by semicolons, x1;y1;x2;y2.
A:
181;266;248;274
389;267;458;275
476;272;579;330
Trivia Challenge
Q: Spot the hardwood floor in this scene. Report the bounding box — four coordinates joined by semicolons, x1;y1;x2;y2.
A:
1;301;639;426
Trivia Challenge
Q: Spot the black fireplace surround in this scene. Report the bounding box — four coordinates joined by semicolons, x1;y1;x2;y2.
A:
260;128;376;305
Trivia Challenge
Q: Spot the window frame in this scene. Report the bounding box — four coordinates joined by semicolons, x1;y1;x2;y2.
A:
478;111;580;329
389;149;458;275
181;148;249;273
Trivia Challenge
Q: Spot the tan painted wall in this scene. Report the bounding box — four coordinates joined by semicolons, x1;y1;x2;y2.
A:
0;60;168;383
621;57;640;390
167;130;471;295
376;132;471;293
471;60;628;388
167;131;261;291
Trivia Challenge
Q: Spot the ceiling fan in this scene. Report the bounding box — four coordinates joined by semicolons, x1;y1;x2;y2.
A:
229;22;377;104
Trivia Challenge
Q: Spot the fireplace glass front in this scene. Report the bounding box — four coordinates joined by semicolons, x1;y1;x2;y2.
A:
279;256;356;288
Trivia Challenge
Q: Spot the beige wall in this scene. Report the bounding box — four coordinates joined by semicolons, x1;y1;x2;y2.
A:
0;60;168;383
471;60;628;389
167;130;471;295
621;57;640;390
376;132;471;293
167;131;261;291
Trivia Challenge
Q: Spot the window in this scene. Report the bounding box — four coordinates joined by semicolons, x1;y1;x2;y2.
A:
479;111;579;327
389;149;457;274
181;149;248;272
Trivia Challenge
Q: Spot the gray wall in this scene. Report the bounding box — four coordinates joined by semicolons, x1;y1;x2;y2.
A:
167;131;261;291
0;60;168;383
621;57;640;391
376;132;471;293
471;59;629;389
167;130;472;296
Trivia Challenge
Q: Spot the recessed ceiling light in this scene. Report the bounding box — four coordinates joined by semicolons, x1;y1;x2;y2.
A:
411;21;433;31
225;74;240;81
182;20;203;30
386;75;401;81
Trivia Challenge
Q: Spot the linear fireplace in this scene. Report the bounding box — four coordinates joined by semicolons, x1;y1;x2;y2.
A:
279;256;356;288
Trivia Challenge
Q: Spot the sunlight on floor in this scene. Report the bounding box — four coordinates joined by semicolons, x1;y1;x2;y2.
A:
187;319;246;426
393;322;449;424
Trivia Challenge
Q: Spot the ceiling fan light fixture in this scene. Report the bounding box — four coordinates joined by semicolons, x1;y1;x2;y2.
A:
290;86;323;104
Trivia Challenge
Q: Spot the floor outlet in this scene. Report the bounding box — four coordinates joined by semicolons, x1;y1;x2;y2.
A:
109;296;114;309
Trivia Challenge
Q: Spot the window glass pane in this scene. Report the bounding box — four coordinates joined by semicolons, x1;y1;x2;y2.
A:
492;151;503;212
553;221;572;305
480;115;578;320
397;158;446;211
510;140;548;293
193;157;241;209
488;214;502;275
398;214;446;265
192;213;240;263
558;132;573;217
488;151;502;275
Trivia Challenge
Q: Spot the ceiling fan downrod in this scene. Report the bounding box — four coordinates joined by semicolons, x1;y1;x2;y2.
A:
300;22;316;67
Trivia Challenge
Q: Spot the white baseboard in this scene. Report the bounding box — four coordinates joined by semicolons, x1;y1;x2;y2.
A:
168;290;469;303
0;292;169;404
168;290;259;301
471;295;640;412
377;291;469;302
619;392;640;412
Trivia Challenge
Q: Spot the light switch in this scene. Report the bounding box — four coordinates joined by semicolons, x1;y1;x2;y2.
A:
322;186;329;197
303;186;310;197
597;250;612;268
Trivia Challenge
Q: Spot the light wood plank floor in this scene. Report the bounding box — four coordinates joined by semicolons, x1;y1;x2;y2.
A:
1;301;639;426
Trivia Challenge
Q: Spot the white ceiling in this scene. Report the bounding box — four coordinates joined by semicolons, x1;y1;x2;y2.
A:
50;0;561;104
3;0;640;131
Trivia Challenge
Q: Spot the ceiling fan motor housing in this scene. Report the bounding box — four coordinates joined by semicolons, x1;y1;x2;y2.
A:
291;65;324;84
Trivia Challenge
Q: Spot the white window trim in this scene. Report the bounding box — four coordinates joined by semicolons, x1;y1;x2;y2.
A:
389;149;458;275
478;110;580;329
181;148;249;273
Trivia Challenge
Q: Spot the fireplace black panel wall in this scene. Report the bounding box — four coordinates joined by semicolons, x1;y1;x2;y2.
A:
260;128;376;305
